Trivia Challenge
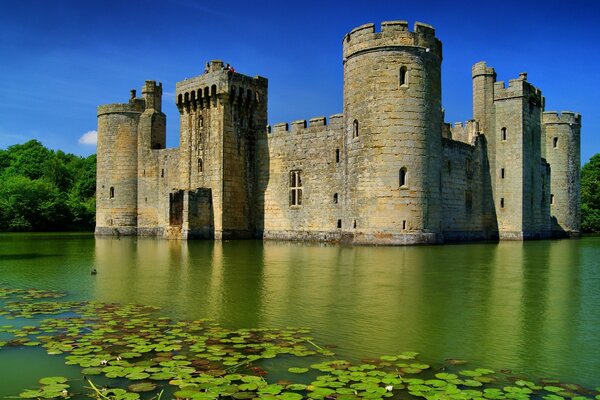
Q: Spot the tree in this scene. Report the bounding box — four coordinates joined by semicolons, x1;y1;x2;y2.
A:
0;140;96;231
581;153;600;233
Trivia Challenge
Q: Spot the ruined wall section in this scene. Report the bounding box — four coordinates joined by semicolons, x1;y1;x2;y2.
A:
343;21;443;244
96;99;144;235
448;120;479;145
543;111;581;236
260;115;344;241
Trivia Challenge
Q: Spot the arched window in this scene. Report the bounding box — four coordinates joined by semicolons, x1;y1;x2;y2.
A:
501;127;507;141
399;167;407;187
553;137;558;148
109;187;115;199
198;158;203;173
353;119;359;138
399;66;408;86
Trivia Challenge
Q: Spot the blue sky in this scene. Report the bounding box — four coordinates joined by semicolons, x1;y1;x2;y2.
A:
1;0;599;164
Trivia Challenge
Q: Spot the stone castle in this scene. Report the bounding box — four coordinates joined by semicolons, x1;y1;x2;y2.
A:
95;21;581;244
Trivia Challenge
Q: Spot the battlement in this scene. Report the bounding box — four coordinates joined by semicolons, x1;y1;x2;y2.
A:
342;21;441;60
493;75;542;102
472;61;496;79
542;111;581;125
176;62;267;113
267;114;343;136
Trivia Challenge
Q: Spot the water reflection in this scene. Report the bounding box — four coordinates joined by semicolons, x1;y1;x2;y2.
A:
88;237;600;386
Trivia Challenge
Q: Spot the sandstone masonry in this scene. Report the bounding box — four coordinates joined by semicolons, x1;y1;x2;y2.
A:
95;21;581;244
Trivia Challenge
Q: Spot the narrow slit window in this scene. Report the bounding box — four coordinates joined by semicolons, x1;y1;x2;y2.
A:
333;193;338;204
353;119;359;138
290;170;303;206
501;168;505;179
161;169;164;178
550;194;554;205
399;66;408;86
335;148;340;163
500;198;505;208
465;190;473;212
337;219;342;229
402;220;406;230
399;167;407;187
553;137;558;148
109;187;115;199
501;127;507;141
198;158;203;173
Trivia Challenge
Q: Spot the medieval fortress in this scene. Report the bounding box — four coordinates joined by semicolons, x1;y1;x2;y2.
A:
96;21;581;244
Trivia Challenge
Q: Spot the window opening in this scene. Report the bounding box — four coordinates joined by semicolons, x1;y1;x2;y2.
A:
333;193;338;204
550;194;554;205
198;158;203;173
290;170;303;206
399;167;407;187
501;127;507;141
402;220;406;230
553;137;558;148
501;168;505;179
353;119;359;138
399;66;407;86
336;148;340;163
337;219;342;229
109;187;114;199
500;198;505;208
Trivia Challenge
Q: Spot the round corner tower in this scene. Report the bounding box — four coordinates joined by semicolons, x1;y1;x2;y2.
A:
95;98;144;235
543;111;581;237
342;21;443;244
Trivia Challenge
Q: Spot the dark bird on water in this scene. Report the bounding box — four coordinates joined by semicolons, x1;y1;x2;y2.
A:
91;268;97;275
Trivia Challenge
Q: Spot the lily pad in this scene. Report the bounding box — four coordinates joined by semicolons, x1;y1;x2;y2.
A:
288;367;309;374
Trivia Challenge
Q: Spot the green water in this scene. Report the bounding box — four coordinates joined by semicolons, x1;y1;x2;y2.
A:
0;233;599;395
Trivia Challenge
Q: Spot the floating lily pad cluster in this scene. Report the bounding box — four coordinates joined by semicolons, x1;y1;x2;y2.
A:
1;286;599;400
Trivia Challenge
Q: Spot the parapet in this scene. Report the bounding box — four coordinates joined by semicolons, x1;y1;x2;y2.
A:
98;99;145;117
472;61;496;79
493;76;542;102
267;114;344;137
342;21;441;61
542;111;581;125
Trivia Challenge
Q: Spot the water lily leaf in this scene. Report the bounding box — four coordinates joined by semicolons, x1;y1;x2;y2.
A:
379;355;398;362
232;392;256;399
288;367;309;374
127;382;157;392
286;384;308;391
19;390;43;399
545;386;565;393
38;376;68;385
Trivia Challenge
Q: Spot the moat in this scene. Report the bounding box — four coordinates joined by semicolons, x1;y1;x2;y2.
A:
0;234;599;396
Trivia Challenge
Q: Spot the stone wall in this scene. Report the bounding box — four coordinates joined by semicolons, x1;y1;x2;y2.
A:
260;115;345;241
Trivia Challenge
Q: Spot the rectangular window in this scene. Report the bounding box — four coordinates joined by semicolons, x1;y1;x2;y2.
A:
290;170;302;206
335;148;340;163
501;168;505;179
465;190;472;212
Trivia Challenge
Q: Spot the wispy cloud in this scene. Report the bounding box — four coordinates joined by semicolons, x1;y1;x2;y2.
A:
78;130;97;146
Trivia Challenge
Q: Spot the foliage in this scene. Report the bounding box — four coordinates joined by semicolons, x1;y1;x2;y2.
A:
581;154;600;233
0;140;95;231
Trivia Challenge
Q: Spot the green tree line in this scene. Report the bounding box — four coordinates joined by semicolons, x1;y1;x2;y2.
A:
0;140;96;231
582;153;600;233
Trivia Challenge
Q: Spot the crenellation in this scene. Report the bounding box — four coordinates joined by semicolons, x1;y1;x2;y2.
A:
543;111;581;125
96;19;580;244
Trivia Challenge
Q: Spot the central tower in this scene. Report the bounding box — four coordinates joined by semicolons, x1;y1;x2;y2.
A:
342;21;443;244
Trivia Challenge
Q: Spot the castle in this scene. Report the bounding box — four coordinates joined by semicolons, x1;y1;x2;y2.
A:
95;21;581;244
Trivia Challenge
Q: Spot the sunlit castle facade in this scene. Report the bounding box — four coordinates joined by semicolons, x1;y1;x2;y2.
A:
95;20;580;244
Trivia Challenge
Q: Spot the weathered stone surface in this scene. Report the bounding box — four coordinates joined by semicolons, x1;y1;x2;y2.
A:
95;21;580;244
